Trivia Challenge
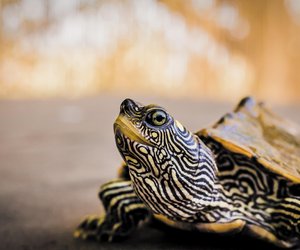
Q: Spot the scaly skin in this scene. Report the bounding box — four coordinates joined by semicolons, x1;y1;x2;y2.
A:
75;98;300;248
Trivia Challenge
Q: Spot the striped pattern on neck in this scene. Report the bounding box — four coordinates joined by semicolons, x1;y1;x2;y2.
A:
119;124;219;221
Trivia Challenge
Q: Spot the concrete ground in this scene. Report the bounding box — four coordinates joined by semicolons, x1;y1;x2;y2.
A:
0;95;299;250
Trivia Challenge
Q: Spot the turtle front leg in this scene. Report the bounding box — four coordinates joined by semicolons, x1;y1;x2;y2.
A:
74;179;151;242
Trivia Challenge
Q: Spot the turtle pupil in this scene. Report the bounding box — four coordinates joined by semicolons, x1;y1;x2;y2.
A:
155;114;163;122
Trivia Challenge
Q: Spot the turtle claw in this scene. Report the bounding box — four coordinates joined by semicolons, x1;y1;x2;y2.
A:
74;215;133;242
74;215;104;241
97;220;133;242
74;215;108;241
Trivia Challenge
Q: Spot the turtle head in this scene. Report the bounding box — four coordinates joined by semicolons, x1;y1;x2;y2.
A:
114;99;218;220
114;98;200;170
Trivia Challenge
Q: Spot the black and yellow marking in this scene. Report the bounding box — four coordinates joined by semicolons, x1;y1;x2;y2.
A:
74;179;151;242
76;97;300;248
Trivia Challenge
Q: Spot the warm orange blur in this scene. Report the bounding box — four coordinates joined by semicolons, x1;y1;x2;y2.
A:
0;0;299;103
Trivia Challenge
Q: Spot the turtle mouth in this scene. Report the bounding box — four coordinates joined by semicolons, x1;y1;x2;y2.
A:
114;115;153;146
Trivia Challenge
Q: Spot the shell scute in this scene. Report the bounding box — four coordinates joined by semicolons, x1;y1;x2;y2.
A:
198;97;300;183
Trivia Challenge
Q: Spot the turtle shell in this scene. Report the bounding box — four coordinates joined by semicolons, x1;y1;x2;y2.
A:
198;97;300;183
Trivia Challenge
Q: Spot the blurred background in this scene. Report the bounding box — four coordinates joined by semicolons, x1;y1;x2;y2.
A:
0;0;300;103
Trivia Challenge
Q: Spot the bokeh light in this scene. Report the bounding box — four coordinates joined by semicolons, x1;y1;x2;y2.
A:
0;0;299;103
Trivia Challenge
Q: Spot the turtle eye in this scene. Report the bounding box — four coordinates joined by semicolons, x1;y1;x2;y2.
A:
145;110;168;127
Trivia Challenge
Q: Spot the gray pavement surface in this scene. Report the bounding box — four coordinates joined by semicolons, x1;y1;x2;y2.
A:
0;95;300;250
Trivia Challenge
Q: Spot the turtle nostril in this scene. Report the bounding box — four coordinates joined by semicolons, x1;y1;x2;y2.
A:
120;98;136;114
122;98;136;107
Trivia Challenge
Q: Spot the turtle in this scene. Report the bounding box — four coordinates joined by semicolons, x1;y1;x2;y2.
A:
74;97;300;248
